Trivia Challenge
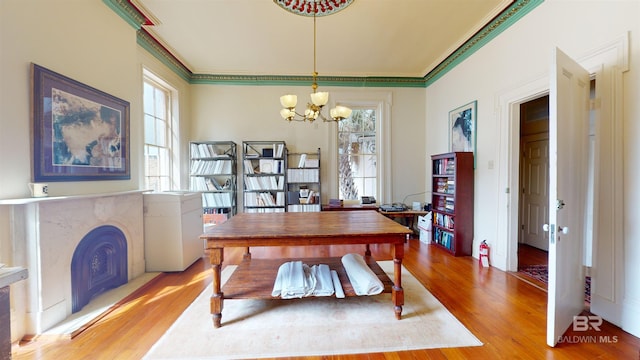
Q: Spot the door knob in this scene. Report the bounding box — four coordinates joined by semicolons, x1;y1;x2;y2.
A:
543;224;550;232
558;226;569;234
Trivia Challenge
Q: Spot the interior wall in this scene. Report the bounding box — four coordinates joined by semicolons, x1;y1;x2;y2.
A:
425;0;639;337
0;0;141;199
0;0;154;343
189;85;426;205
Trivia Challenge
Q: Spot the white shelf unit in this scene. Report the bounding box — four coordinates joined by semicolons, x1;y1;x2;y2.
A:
242;141;287;213
286;148;321;212
189;141;237;227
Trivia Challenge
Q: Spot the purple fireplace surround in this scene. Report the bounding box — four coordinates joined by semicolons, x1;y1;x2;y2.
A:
71;225;128;313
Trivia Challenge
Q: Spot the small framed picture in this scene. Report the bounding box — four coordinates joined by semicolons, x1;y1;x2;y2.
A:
449;100;477;167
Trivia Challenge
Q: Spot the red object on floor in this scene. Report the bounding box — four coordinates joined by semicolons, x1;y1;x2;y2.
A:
479;240;490;267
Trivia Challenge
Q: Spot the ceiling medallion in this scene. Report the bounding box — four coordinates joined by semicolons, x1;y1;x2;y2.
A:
273;0;354;17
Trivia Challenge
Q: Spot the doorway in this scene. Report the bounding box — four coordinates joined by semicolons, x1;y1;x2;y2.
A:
514;86;595;308
518;96;550;252
516;96;550;288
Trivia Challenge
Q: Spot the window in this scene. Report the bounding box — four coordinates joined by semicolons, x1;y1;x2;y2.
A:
143;71;177;191
338;109;377;200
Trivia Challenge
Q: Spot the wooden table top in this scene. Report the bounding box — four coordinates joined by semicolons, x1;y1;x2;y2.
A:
201;211;412;247
378;210;428;216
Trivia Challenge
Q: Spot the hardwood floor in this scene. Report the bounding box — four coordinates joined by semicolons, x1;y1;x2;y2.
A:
518;243;549;267
512;243;550;290
13;240;640;359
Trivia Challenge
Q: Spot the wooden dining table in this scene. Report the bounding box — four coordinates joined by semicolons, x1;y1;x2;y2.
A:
201;210;412;328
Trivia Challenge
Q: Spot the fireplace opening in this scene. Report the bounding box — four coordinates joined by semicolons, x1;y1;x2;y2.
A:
71;225;128;313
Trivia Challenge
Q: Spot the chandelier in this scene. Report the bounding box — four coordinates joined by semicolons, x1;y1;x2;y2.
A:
276;0;354;123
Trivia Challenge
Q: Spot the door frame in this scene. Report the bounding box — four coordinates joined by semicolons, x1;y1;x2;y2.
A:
498;34;628;274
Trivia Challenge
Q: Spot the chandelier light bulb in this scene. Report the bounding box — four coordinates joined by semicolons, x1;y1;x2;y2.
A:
280;95;297;108
280;108;295;120
330;105;352;120
310;91;329;106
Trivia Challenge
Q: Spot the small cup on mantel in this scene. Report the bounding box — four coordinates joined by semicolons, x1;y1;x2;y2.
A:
28;183;48;197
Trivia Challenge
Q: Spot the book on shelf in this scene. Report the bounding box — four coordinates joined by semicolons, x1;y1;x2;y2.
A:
190;159;232;175
202;192;233;208
244;207;285;213
434;158;457;175
262;148;273;157
245;176;284;191
244;192;285;207
275;143;285;158
259;159;274;173
243;159;255;174
287;204;321;212
190;143;233;158
328;198;343;207
304;158;319;168
286;168;319;183
298;153;307;168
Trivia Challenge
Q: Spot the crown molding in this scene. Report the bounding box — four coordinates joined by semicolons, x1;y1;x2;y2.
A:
424;0;544;87
104;0;543;88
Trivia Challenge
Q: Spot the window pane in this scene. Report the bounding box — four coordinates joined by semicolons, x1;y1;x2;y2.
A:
363;154;376;177
155;88;166;119
338;108;378;201
155;119;166;147
143;82;154;115
363;178;376;197
351;178;364;198
350;155;363;177
144;115;155;144
159;176;170;190
158;147;170;176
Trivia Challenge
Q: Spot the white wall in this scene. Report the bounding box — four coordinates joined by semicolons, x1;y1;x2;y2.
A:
0;0;141;199
189;85;426;205
425;0;640;336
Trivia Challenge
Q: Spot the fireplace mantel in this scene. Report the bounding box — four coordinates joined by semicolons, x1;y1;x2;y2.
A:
0;190;148;205
1;191;146;338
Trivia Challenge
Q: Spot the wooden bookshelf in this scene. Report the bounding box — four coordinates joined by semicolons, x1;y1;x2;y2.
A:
431;152;474;256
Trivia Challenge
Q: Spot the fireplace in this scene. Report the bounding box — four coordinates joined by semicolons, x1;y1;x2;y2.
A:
0;191;145;338
71;225;128;313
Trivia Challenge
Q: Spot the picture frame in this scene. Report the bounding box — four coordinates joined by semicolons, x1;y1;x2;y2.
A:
31;63;130;181
448;100;477;167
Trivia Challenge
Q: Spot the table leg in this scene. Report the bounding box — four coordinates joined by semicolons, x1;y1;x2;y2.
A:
392;242;404;320
243;246;251;260
209;247;224;328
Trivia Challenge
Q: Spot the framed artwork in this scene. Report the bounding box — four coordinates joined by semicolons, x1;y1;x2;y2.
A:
31;63;130;181
448;100;477;167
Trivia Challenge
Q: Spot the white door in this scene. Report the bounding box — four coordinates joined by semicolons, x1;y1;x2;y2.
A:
546;47;590;346
521;135;549;251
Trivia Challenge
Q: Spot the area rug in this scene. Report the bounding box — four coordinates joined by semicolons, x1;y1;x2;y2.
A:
518;264;591;303
144;261;482;359
518;264;549;284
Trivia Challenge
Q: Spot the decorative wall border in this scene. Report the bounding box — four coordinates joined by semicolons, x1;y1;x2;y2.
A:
103;0;543;88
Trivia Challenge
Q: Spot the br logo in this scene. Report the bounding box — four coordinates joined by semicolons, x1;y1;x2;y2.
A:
572;315;602;331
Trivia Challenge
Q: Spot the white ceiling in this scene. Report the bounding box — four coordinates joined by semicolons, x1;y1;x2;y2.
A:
133;0;513;78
